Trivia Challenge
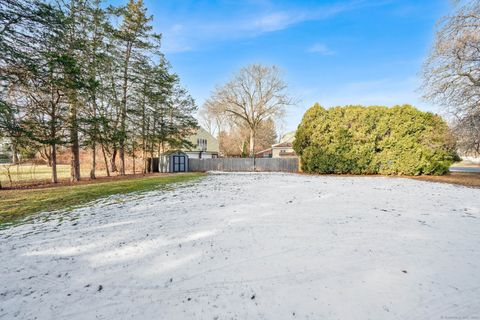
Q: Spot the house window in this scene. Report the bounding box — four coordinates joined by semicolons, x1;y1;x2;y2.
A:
197;138;207;151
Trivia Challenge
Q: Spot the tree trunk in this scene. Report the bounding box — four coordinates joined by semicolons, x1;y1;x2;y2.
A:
119;137;125;175
90;98;97;179
142;131;148;174
150;142;155;173
46;146;52;167
67;1;80;182
142;147;147;174
149;119;156;173
132;148;136;175
141;98;147;174
51;144;58;183
119;43;132;176
69;97;81;182
11;141;19;164
70;131;81;181
49;100;57;182
90;142;96;179
101;143;110;177
142;126;147;174
158;141;164;173
111;147;118;173
249;128;255;157
89;10;99;180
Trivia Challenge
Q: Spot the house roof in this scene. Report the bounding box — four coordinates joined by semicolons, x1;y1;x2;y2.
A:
255;148;273;155
164;150;187;155
185;127;220;153
272;142;293;148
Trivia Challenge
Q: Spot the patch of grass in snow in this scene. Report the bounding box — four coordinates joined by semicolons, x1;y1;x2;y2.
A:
0;173;205;226
408;172;480;188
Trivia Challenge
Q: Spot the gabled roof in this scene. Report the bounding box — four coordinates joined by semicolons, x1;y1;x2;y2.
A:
255;148;273;155
193;127;218;143
164;150;187;155
185;126;220;153
272;141;293;148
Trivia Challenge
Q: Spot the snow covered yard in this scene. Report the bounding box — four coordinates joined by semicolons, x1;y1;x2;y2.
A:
1;173;479;320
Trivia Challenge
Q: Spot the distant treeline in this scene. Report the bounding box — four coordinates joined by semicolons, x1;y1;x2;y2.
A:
0;0;198;183
294;104;458;175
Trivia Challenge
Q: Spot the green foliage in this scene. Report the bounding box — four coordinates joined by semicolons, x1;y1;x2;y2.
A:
241;140;247;158
294;104;458;176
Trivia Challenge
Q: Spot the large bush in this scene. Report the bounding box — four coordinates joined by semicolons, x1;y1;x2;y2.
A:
293;104;458;175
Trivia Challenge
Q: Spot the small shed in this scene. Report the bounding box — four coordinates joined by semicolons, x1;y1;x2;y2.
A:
163;151;188;173
146;151;189;173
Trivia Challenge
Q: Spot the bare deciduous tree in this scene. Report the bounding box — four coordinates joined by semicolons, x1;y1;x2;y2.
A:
453;112;480;155
421;0;480;156
216;118;277;157
198;106;227;137
205;64;294;157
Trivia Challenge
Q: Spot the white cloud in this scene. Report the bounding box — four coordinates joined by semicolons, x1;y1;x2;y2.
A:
250;11;309;32
159;0;389;54
308;43;335;56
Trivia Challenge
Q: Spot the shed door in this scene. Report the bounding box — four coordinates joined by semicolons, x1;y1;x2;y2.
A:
173;155;186;172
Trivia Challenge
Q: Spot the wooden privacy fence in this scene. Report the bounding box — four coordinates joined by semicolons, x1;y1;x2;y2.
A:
188;158;299;173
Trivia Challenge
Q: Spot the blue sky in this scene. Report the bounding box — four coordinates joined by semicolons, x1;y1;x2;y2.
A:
130;0;451;132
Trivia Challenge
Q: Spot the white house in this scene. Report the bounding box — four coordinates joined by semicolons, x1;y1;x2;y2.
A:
183;127;219;159
256;131;298;159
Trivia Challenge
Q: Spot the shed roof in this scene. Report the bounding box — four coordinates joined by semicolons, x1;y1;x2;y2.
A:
164;150;187;155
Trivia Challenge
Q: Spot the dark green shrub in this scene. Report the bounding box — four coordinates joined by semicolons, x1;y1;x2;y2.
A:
294;104;457;175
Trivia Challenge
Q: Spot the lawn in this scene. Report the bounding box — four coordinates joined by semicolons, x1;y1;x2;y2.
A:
0;164;109;187
410;171;480;188
0;172;205;225
0;173;478;319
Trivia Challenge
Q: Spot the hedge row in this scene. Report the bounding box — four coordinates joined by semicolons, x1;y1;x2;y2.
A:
293;104;458;175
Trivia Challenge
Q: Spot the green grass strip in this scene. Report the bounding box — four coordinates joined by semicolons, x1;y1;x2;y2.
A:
0;173;205;226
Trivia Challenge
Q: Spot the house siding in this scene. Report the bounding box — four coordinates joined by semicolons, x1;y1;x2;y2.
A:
272;147;296;158
185;127;219;154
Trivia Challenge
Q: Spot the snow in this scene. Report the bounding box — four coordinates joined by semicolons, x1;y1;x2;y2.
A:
1;173;479;319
